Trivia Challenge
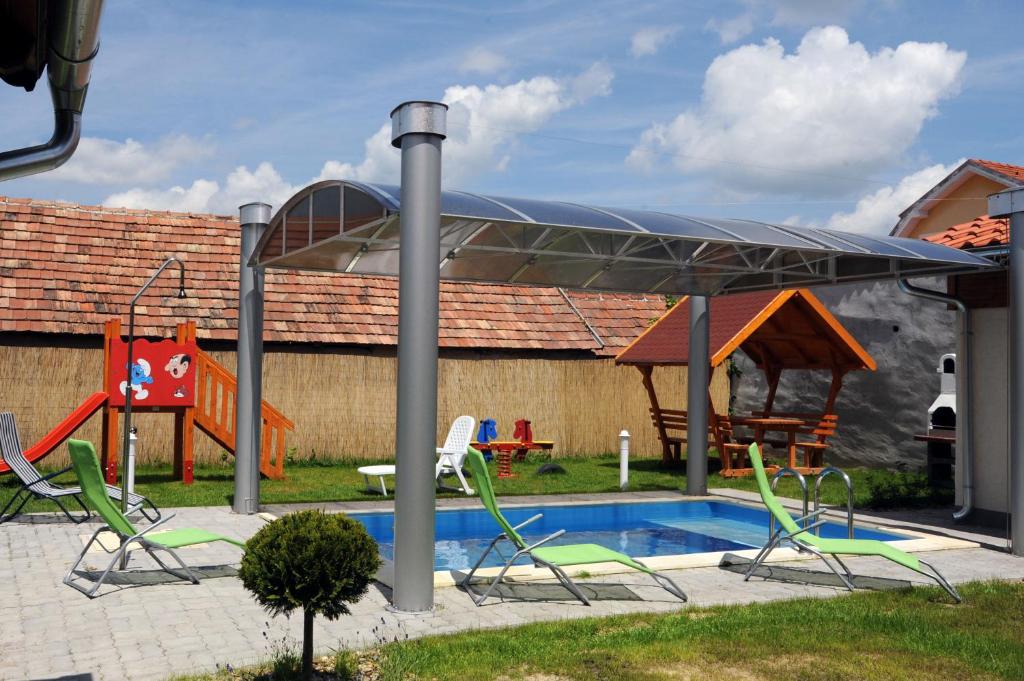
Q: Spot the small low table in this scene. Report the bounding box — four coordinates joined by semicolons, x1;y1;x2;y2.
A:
471;440;555;478
357;464;395;495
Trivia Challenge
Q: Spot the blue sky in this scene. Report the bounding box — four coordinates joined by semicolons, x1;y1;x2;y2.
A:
2;0;1023;233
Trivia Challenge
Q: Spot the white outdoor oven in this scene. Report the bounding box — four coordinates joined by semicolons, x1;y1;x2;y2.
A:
928;353;956;432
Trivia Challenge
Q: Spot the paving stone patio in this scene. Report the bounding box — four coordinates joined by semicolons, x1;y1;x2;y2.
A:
1;491;1022;681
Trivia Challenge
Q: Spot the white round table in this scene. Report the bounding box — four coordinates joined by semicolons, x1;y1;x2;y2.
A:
357;464;396;495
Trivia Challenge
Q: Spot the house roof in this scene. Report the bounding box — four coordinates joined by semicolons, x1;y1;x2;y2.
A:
891;159;1024;237
0;196;665;354
922;214;1009;251
974;159;1024;183
615;289;876;373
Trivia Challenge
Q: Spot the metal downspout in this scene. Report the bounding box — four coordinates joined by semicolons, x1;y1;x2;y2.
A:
0;0;104;181
897;279;973;521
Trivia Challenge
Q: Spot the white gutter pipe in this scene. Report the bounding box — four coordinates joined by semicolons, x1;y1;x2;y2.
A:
0;0;104;181
897;278;974;521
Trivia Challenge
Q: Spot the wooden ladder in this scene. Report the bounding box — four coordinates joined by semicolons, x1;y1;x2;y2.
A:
193;349;293;480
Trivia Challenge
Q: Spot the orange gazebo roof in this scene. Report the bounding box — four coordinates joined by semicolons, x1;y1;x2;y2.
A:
615;289;875;373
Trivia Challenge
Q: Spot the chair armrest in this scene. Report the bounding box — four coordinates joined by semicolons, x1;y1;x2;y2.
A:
525;529;566;552
125;513;176;543
783;519;828;539
511;513;543;532
38;465;74;483
792;508;828;526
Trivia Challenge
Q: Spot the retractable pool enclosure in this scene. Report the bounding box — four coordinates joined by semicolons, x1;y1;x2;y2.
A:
238;100;1003;614
252;180;991;296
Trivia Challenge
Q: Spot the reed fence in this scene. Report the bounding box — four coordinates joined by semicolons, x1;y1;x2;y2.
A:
0;343;728;469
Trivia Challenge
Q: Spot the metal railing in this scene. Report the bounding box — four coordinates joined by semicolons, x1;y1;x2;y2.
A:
769;467;808;537
814;466;854;539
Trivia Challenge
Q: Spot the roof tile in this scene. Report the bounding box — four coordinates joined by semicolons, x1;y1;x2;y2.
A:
922;214;1009;250
0;195;664;353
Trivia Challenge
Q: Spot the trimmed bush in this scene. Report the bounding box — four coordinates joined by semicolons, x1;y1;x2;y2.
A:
239;510;381;680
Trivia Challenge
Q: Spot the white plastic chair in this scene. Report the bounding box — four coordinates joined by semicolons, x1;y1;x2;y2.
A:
435;415;476;495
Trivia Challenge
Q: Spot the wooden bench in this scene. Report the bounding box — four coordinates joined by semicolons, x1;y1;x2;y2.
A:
710;413;756;473
649;407;690;465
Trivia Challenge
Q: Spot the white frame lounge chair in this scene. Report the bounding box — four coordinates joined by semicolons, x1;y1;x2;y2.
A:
356;416;477;496
0;412;159;524
435;415;476;494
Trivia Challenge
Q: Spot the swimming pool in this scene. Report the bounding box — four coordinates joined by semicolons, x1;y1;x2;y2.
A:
349;499;909;572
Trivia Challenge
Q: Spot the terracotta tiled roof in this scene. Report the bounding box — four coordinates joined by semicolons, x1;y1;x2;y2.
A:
972;159;1024;183
0;196;666;353
922;214;1009;251
616;289;874;372
561;290;667;357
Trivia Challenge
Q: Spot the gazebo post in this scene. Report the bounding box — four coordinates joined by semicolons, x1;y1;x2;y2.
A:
989;187;1024;556
686;295;710;495
824;369;844;414
390;101;448;611
763;364;781;414
233;202;270;515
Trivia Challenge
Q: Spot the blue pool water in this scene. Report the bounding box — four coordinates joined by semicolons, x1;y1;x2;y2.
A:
348;500;909;571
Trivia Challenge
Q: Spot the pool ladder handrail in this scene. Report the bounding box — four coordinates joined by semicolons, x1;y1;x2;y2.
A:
769;467;808;538
813;466;854;539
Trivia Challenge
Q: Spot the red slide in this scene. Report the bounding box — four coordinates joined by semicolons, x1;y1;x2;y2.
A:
0;391;109;474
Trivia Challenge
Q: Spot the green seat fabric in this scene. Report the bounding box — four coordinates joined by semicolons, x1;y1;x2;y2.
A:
531;543;651;573
748;443;922;574
145;528;246;549
464;447;648;570
462;446;686;604
67;439;243;550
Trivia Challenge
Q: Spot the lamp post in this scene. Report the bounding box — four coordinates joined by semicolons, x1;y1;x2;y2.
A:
121;257;187;516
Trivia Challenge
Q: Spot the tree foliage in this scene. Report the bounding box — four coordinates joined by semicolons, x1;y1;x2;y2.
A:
239;510;381;620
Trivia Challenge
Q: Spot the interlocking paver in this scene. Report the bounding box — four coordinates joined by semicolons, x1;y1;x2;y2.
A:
1;501;1022;681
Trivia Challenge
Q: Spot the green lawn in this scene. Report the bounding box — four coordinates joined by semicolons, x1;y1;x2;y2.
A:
172;580;1024;681
1;452;948;514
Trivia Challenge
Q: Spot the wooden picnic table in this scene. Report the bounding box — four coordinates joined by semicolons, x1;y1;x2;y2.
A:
470;440;554;478
733;416;806;471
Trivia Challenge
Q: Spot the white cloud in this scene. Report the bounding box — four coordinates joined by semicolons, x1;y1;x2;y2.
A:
103;64;614;213
48;135;209;185
319;62;614;187
630;26;679;57
628;27;966;196
705;13;755;45
105;179;221;214
459;47;509;75
104;162;297;215
823;161;962;235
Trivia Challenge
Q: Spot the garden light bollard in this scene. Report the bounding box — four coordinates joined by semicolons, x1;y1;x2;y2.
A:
619;430;630;491
126;426;137;495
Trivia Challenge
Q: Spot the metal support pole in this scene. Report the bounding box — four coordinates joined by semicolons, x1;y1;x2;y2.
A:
233;203;269;515
989;188;1024;555
390;101;447;612
686;295;710;496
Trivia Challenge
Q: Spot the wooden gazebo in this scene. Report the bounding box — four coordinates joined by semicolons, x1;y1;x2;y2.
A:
616;289;876;476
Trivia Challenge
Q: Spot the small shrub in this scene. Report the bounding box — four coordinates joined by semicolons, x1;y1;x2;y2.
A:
862;470;953;510
239;510;381;681
332;650;359;681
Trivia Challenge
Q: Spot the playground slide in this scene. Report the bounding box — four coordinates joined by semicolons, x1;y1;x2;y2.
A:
0;391;108;474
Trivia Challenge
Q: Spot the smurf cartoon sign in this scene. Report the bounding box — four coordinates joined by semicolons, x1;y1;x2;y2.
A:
107;339;198;407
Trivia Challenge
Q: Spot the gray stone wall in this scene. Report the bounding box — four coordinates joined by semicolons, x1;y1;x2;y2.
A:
732;279;955;469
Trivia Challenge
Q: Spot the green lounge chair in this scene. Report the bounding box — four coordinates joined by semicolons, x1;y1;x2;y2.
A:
744;443;961;603
461;446;687;606
63;439;245;598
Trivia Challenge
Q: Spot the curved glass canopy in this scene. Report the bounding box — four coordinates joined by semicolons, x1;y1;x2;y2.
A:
252;180;996;296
